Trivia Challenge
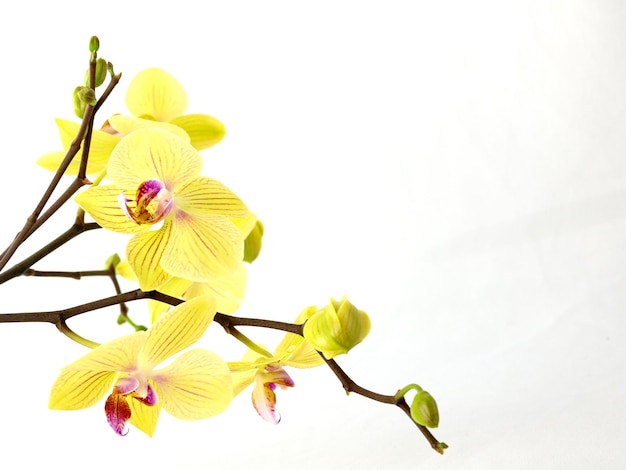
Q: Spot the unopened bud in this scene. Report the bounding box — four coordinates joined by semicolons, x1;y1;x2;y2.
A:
104;253;121;269
84;58;108;88
410;390;439;428
77;87;96;106
303;297;371;358
73;86;87;118
89;36;100;53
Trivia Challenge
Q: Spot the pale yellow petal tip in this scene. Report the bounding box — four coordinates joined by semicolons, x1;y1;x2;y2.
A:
169;114;226;150
108;114;190;143
126;68;188;122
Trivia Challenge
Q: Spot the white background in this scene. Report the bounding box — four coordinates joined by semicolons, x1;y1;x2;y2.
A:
1;1;625;469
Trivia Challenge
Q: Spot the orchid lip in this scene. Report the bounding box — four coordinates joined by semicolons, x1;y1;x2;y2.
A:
119;179;174;225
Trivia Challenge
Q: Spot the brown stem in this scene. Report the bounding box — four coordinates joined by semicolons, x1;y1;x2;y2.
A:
0;67;121;273
0;222;101;285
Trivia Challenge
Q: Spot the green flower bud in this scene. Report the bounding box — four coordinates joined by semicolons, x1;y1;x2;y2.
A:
77;86;96;106
104;253;121;269
89;36;100;53
303;297;371;358
84;58;108;88
73;86;87;119
243;219;264;263
410;390;439;428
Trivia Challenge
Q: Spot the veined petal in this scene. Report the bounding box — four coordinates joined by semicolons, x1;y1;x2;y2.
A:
126;68;188;122
128;383;163;437
126;222;173;291
152;349;233;420
75;185;147;234
275;306;325;369
62;331;147;373
175;176;249;217
162;212;243;283
139;296;216;369
108;128;202;190
49;370;117;410
183;263;247;315
169;114;226;150
107;114;190;143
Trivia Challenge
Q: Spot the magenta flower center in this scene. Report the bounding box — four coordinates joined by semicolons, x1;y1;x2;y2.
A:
119;179;174;225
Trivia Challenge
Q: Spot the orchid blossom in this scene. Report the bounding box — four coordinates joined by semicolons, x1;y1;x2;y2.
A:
49;296;233;437
228;307;325;423
75;127;248;290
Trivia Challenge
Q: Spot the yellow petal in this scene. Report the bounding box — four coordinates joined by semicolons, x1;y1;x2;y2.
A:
175;176;249;217
49;370;117;410
169;114;226;150
230;211;258;239
75;185;147;234
63;331;148;372
126;222;173;291
107;114;190;143
56;117;81;149
126;68;188;122
115;259;138;282
49;332;148;410
162;213;243;282
108;127;202;190
139;296;216;369
184;263;247;314
38;119;119;176
229;368;257;396
274;306;325;368
37;151;69;173
128;385;163;437
153;349;233;420
243;218;264;263
148;276;194;323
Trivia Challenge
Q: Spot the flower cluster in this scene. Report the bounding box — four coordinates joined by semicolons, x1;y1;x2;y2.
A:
24;39;445;453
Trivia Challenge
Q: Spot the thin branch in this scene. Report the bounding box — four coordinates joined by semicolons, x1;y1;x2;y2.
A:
0;68;121;272
0;222;101;285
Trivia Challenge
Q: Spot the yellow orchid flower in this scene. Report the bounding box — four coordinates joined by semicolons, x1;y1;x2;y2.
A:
125;68;226;150
228;307;325;424
48;296;233;437
75;127;248;290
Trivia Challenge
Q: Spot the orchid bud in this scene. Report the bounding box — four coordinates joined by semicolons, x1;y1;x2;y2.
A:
84;58;108;88
72;86;87;118
77;86;96;106
410;390;439;428
89;36;100;53
303;297;371;358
